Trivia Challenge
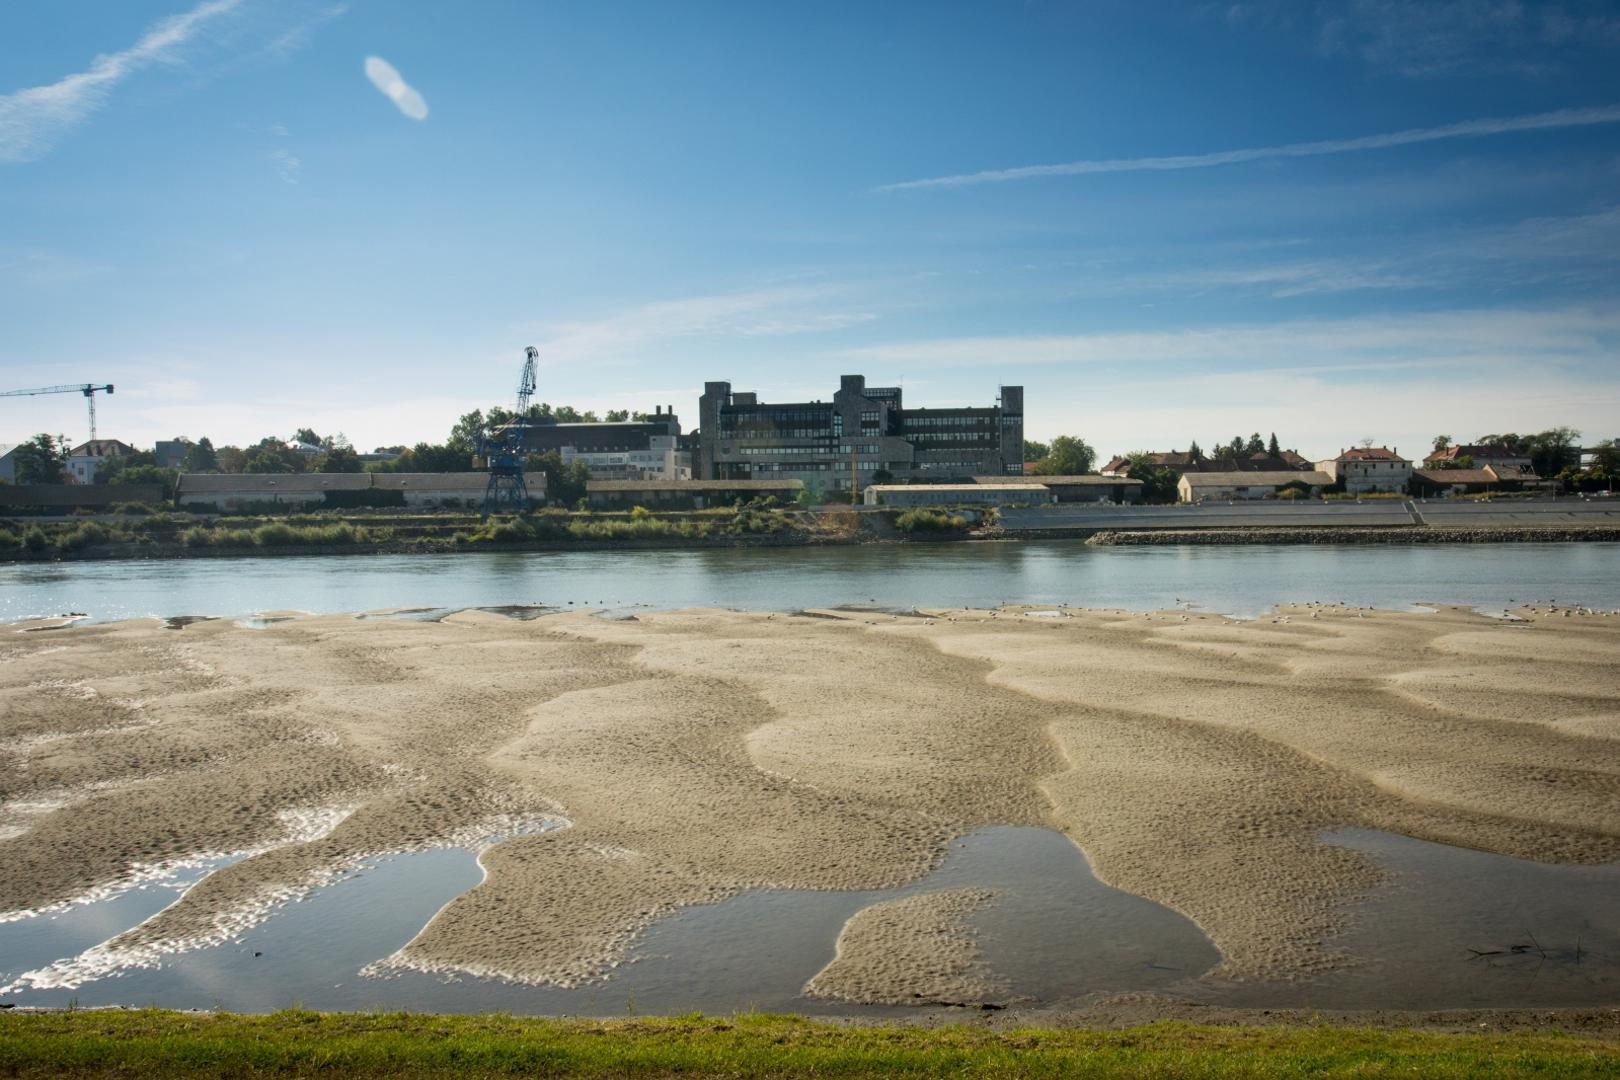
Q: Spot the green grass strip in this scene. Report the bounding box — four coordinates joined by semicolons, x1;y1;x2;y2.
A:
2;1010;1617;1078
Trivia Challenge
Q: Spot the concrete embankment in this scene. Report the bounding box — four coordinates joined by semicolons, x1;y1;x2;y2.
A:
1085;525;1620;545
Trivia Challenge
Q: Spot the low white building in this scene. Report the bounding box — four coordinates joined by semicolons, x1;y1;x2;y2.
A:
176;472;514;510
1315;447;1412;494
1178;470;1333;503
863;483;1054;507
369;472;504;507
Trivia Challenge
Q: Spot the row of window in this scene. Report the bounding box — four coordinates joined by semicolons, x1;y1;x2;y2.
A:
901;414;994;429
910;432;997;445
736;444;883;457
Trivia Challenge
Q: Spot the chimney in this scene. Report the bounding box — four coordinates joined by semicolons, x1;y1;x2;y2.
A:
655;405;661;416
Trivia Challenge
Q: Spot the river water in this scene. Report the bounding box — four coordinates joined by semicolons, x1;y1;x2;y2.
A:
3;541;1618;623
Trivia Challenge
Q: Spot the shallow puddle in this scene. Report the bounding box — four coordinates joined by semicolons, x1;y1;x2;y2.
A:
1208;829;1620;1009
0;827;1216;1014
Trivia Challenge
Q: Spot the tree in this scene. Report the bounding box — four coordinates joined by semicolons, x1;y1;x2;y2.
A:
244;450;296;474
1029;435;1095;476
215;446;248;474
95;450;157;485
13;434;68;484
1022;438;1050;462
183;437;218;473
1524;426;1581;476
1267;432;1280;457
100;464;178;499
1432;434;1453;452
604;409;630;422
1124;452;1180;504
1358;437;1375;449
293;427;322;447
1187;440;1203;461
448;410;486;454
316;446;363;473
1245;433;1265;456
526;451;589;506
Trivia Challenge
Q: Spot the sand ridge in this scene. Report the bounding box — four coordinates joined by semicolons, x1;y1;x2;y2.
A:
804;888;1004;1005
2;603;1618;1002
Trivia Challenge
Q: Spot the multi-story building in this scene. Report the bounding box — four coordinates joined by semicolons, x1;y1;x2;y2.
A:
513;407;690;481
1316;446;1412;494
696;375;1022;492
66;438;134;484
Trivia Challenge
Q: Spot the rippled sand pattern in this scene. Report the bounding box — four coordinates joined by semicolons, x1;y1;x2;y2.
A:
2;604;1617;999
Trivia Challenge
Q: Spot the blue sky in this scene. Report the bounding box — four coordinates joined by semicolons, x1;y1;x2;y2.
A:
2;0;1618;460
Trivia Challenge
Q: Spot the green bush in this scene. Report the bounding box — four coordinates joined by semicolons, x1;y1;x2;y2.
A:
894;508;968;533
57;522;110;551
253;522;298;546
23;525;49;552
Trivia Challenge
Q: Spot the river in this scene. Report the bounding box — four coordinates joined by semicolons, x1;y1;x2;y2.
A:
2;541;1617;623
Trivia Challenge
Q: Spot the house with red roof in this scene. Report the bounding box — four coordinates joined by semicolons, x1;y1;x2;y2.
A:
1315;446;1412;494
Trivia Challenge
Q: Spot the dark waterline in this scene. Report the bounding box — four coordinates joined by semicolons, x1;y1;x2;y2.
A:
4;541;1618;623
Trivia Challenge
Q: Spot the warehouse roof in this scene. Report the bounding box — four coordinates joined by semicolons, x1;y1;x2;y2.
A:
1180;471;1333;487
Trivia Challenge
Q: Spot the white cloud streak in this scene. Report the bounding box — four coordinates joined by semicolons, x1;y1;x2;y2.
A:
0;0;243;163
364;56;428;121
538;285;877;362
879;103;1620;191
837;307;1620;370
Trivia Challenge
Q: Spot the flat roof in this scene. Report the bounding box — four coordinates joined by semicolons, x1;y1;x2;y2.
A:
587;479;804;491
1180;471;1333;486
177;473;371;492
972;475;1142;487
866;484;1049;493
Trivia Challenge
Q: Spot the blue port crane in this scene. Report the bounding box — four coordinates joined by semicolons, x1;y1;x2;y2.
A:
1;383;115;444
482;347;539;512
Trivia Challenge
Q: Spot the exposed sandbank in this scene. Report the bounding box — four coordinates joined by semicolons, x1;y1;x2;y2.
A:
2;603;1617;1003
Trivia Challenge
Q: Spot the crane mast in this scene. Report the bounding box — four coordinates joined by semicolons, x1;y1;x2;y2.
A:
0;383;114;444
482;347;539;512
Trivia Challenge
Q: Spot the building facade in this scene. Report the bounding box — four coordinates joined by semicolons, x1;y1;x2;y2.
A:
66;439;134;484
1315;447;1412;494
513;408;690;480
1178;470;1333;502
696;375;1023;493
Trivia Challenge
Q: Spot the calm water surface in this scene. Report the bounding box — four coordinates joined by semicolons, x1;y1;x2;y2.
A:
3;541;1618;622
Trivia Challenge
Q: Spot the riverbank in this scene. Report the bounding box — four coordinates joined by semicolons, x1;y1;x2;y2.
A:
3;1010;1617;1078
1084;525;1620;545
4;605;1616;1014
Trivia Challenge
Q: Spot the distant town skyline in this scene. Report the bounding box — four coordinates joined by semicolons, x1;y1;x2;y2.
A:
3;1;1618;460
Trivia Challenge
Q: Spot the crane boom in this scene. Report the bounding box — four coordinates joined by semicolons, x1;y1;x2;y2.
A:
1;383;114;443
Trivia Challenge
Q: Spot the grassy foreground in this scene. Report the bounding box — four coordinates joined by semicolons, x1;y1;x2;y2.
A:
1;1010;1616;1078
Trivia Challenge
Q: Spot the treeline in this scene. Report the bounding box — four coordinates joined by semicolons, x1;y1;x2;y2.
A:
5;403;651;504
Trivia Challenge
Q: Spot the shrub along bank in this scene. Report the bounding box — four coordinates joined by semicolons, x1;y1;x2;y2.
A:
0;505;815;559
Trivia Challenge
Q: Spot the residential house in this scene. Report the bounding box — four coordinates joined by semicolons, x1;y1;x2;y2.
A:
1315;447;1412;494
66;439;134;484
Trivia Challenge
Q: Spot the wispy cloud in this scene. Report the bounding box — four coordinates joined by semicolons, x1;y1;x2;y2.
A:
0;0;243;163
538;285;878;362
269;147;300;184
267;3;348;58
878;104;1620;191
836;307;1620;370
364;57;428;121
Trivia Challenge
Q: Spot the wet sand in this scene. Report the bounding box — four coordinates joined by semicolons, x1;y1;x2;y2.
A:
2;603;1617;1006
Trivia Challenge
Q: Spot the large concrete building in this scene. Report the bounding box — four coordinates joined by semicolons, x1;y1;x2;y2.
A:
513;408;689;480
696;375;1023;493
